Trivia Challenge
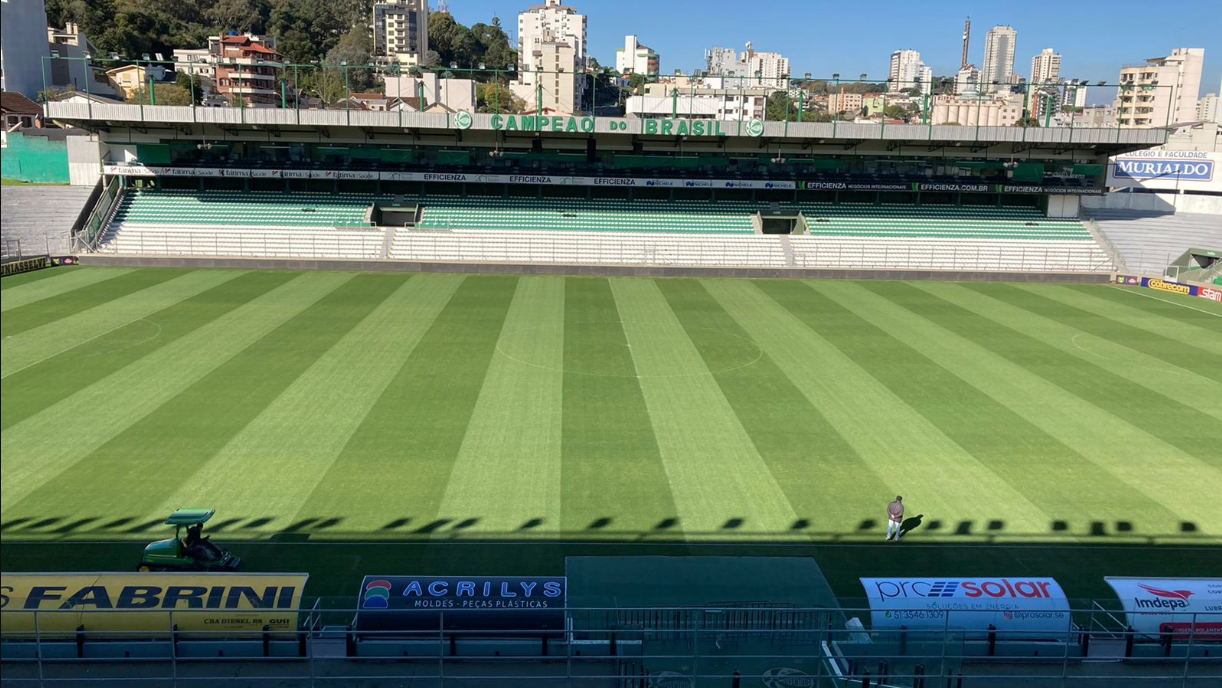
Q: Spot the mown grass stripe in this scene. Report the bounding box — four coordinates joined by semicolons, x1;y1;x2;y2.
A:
1;269;190;336
799;281;1094;537
299;276;519;534
1;267;75;291
0;271;352;513
843;281;1207;536
6;274;399;522
434;277;565;535
611;278;800;537
914;283;1222;424
1071;284;1222;332
1;271;294;431
997;284;1222;381
2;268;135;310
2;269;246;379
1046;284;1222;350
657;278;891;536
914;283;1222;465
559;278;677;537
156;275;465;535
745;280;1051;537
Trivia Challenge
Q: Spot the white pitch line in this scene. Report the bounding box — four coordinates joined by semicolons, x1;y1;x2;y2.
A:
1109;285;1221;318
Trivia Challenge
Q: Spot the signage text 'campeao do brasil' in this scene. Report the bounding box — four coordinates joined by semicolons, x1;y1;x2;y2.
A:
488;114;732;137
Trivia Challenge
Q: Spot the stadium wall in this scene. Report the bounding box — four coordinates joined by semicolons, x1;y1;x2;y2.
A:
0;132;70;184
1082;192;1222;215
77;254;1113;283
66;134;103;187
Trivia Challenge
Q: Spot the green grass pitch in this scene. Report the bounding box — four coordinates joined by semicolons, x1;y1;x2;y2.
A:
2;267;1220;600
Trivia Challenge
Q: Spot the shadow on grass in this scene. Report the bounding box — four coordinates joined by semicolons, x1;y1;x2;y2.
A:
4;514;1217;601
3;534;1221;603
1;513;1210;543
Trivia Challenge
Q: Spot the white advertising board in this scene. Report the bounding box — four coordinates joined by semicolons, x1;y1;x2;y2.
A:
861;577;1070;637
1104;578;1222;640
1106;150;1222;193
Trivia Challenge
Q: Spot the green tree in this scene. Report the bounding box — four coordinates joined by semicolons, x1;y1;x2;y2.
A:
428;12;478;68
1014;116;1042;128
765;90;799;121
324;26;376;93
125;82;194;106
470;19;516;72
883;104;907;120
626;73;648;95
37;87;78;103
476;82;522;113
932;77;956;95
268;0;346;63
174;71;205;104
207;0;271;34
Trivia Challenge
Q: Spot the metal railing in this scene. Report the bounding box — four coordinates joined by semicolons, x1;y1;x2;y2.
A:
39;54;1174;148
788;238;1117;273
96;227;385;261
73;176;123;253
2;605;1218;687
44;100;1172;148
1081;217;1128;271
88;226;1121;274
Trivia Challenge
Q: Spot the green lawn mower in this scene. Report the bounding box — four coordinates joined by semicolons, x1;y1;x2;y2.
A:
138;508;241;572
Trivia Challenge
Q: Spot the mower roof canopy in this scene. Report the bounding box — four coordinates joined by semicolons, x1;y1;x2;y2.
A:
165;508;216;525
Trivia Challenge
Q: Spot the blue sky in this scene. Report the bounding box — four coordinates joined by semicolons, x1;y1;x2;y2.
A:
447;0;1221;100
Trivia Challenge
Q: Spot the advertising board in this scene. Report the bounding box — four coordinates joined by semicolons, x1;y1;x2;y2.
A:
355;576;566;633
1103;578;1222;640
1106;150;1222;193
860;577;1070;637
0;572;308;635
1141;276;1199;296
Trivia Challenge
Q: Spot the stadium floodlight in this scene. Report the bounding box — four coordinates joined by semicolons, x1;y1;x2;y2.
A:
450;62;458;69
83;52;91;60
340;61;348;66
111;53;122;60
479;62;486;70
804;73;812;80
860;73;867;81
832;73;840;81
51;50;61;58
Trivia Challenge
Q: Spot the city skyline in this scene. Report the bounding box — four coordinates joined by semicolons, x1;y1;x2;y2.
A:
444;0;1221;99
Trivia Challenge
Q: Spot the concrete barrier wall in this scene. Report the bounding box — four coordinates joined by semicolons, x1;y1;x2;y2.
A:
78;254;1112;284
1082;192;1222;215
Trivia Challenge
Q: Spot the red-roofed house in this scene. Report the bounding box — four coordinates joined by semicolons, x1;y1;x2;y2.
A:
209;33;283;107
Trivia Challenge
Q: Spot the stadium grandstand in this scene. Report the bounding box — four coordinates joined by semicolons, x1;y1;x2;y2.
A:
41;101;1172;278
4;77;1220;688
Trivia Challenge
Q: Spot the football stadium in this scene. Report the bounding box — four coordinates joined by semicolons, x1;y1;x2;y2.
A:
3;65;1222;687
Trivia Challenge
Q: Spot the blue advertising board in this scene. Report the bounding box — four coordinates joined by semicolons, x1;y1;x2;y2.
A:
355;576;567;633
1106;151;1221;192
1111;158;1214;182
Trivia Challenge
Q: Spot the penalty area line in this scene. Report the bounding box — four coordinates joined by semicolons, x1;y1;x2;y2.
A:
1109;285;1221;317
